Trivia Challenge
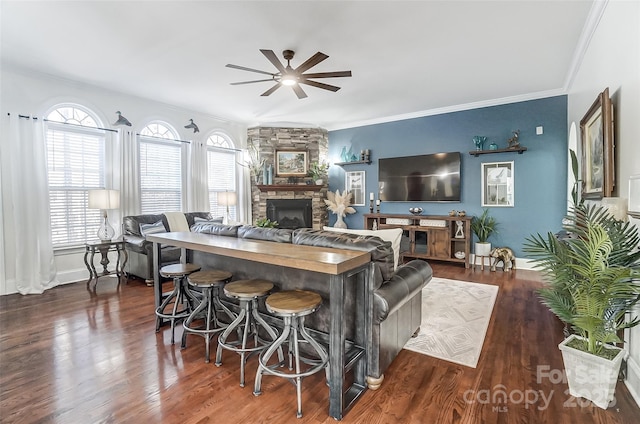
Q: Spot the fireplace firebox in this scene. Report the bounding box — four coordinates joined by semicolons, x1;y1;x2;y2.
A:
266;199;312;229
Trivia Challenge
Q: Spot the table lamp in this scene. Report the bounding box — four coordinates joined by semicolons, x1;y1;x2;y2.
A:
89;189;120;241
218;191;237;225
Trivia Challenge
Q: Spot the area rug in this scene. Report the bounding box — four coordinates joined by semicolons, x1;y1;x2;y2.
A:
403;277;499;368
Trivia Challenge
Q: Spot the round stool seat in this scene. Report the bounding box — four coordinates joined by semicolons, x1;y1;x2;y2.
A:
265;290;322;316
188;269;233;287
160;263;201;278
224;279;273;299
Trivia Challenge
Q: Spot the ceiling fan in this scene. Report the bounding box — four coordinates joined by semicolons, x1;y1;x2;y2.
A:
226;49;352;99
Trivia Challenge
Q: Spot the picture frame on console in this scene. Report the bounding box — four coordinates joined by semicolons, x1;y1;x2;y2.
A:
345;171;365;206
580;87;614;200
276;150;308;177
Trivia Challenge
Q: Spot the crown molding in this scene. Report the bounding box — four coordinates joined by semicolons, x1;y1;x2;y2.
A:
327;88;567;132
563;0;609;91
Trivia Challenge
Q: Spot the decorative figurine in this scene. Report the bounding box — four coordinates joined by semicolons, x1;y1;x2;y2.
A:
507;130;521;149
455;220;465;238
490;247;516;271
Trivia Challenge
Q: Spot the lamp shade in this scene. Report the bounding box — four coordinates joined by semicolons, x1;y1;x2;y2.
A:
218;191;237;207
89;189;120;210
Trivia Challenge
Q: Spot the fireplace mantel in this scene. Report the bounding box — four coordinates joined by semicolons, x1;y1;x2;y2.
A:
256;184;324;192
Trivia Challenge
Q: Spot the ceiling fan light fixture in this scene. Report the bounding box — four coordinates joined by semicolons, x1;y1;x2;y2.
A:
280;74;297;86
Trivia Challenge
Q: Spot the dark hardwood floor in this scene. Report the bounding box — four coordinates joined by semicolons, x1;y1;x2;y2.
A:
1;263;639;423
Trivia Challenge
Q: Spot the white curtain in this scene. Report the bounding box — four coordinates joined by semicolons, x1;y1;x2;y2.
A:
0;114;57;294
187;139;209;212
119;129;140;217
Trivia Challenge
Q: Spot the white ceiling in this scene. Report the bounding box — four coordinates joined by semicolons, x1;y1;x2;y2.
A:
1;1;595;130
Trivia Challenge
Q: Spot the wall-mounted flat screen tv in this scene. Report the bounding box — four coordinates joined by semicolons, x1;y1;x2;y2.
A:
378;152;461;202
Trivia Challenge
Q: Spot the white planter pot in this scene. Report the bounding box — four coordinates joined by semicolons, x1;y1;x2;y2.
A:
475;242;492;257
558;334;626;409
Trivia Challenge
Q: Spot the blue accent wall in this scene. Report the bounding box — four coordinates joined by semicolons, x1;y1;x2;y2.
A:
328;96;568;257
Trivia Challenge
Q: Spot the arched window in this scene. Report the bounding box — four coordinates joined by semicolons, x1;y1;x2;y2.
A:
206;132;237;220
138;121;184;214
45;105;107;247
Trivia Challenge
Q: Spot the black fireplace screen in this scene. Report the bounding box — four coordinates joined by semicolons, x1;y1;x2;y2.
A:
266;199;312;229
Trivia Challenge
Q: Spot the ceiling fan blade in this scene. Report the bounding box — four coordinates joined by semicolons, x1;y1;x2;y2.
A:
260;49;286;73
294;52;329;73
261;84;282;97
226;63;276;76
230;79;275;85
299;79;341;92
291;84;308;99
302;71;352;79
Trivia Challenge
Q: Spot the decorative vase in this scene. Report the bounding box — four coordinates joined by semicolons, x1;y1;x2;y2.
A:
315;179;323;185
334;214;347;229
489;142;499;150
558;334;625;409
473;136;487;151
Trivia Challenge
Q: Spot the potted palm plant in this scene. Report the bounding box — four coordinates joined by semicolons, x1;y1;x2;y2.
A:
523;204;640;408
470;208;498;256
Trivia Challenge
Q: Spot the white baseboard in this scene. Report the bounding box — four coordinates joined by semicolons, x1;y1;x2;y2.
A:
469;255;537;271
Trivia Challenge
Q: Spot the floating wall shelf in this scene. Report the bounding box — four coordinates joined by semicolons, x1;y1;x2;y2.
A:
335;160;372;166
468;147;527;157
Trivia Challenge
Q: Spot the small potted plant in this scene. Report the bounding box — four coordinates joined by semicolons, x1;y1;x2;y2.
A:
255;218;278;228
524;204;640;408
470;208;498;256
309;161;329;185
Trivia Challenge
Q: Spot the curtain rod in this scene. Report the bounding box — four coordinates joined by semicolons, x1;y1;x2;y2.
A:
136;133;190;144
7;112;118;133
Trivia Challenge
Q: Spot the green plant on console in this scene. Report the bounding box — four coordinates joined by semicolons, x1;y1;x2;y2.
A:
470;208;498;243
255;218;278;228
523;204;640;357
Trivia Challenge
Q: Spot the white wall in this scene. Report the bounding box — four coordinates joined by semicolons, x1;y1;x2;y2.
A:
567;0;640;407
0;65;247;295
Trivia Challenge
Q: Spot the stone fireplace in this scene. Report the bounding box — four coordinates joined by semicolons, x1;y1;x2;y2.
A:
249;127;328;229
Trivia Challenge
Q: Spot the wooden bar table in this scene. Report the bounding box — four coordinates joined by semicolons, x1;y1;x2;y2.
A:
147;231;373;420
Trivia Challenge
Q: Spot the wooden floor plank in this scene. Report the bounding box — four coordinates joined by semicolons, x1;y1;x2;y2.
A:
1;264;639;423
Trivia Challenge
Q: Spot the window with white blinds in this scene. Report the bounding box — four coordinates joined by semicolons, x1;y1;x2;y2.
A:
207;134;237;220
139;122;183;214
45;106;106;248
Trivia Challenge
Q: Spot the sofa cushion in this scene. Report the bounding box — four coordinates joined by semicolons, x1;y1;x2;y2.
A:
238;225;294;243
323;227;403;270
193;216;224;225
123;214;166;237
292;229;395;282
190;222;241;237
139;220;167;237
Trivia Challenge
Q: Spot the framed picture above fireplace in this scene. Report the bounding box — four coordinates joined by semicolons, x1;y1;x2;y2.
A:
276;150;308;177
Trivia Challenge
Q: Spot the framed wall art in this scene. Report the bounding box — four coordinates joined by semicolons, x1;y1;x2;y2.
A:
580;87;614;199
345;171;365;206
481;161;514;207
275;150;308;177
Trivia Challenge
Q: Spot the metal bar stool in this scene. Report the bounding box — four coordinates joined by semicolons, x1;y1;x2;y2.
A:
181;269;235;362
215;279;284;387
155;263;202;344
253;290;329;419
